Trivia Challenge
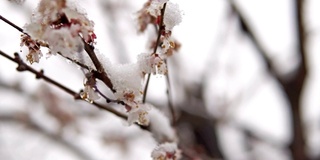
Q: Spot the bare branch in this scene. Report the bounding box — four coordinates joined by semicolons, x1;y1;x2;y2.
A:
0;15;26;34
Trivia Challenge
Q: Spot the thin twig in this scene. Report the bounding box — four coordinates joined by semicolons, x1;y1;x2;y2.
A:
94;87;125;105
142;3;167;103
164;59;176;125
0;15;26;34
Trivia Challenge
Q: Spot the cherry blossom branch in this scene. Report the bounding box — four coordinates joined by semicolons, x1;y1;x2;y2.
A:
0;14;155;132
142;2;167;103
0;50;127;120
0;14;118;105
82;41;115;92
54;12;114;92
0;50;153;132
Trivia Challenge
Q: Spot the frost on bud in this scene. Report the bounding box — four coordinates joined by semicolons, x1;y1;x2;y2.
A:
138;53;167;75
151;142;181;160
126;103;151;126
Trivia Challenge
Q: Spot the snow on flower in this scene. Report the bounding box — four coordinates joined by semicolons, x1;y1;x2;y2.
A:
151;142;180;160
137;0;182;33
149;107;176;142
147;0;167;17
145;1;182;31
107;63;143;105
42;26;84;57
23;0;96;61
107;62;151;126
163;2;182;31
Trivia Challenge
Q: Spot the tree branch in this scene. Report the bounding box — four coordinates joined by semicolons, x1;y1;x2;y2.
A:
227;0;308;159
0;14;115;92
82;42;115;92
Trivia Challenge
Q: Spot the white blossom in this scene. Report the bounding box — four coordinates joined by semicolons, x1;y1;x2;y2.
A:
138;53;167;75
163;2;182;31
151;142;180;160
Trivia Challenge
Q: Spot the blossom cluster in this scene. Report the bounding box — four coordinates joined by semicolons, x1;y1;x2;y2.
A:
104;0;183;126
21;0;183;159
21;0;183;127
136;0;182;75
22;0;96;63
